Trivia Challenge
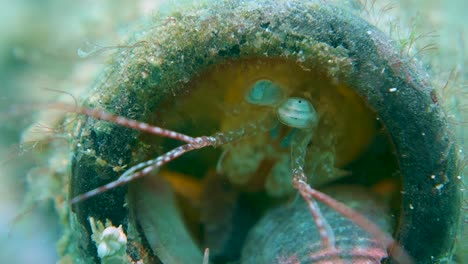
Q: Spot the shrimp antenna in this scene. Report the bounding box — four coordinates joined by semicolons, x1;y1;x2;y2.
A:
70;107;276;204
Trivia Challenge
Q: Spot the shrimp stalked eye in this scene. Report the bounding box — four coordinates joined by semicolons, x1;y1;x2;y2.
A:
277;97;318;129
244;79;285;106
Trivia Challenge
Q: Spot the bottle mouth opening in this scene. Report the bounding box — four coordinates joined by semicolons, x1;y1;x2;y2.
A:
132;57;401;263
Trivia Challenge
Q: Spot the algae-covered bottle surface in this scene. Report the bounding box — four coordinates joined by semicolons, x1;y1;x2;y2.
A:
0;0;466;264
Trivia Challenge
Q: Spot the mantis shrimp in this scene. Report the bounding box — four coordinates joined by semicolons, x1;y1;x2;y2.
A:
67;77;412;263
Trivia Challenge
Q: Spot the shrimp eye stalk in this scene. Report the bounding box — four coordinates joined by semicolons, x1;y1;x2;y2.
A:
277;97;318;129
245;79;285;107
